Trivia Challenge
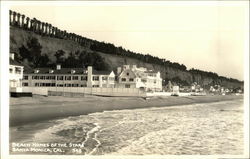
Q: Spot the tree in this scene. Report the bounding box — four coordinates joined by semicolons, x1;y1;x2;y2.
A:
19;45;31;61
18;37;45;67
27;37;42;66
54;50;65;63
36;54;49;67
64;52;78;68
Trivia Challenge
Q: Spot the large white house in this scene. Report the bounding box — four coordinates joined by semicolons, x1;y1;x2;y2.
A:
22;65;115;88
21;64;162;92
116;65;162;91
9;53;24;92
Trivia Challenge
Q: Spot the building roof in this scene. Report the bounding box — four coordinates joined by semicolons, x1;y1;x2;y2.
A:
10;59;23;67
24;67;113;75
24;67;87;75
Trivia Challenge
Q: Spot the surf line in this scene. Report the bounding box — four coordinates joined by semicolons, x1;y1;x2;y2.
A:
82;122;101;155
88;124;101;155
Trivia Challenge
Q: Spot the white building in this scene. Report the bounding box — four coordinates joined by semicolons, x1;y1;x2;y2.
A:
116;65;162;91
22;65;115;88
9;53;24;92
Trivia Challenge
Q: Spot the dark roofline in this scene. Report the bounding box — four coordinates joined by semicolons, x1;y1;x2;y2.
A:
24;67;113;75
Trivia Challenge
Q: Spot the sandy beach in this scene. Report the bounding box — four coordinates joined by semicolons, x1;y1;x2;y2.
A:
9;94;243;126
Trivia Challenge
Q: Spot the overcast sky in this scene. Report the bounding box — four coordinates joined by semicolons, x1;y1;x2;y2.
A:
10;1;249;80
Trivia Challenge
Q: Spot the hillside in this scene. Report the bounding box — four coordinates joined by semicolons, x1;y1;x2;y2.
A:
10;26;243;89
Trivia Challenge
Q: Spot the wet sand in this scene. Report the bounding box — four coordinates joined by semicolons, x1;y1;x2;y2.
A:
9;94;243;126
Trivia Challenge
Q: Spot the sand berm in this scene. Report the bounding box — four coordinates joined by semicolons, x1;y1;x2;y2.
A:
9;94;243;126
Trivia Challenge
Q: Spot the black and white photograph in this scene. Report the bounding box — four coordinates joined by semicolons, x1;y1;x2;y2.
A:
0;1;249;159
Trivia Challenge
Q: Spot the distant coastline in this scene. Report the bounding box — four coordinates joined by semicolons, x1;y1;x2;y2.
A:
10;94;243;126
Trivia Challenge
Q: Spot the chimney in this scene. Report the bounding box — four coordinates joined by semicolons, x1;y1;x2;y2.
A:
87;66;93;87
56;64;61;70
117;67;122;74
87;66;92;75
10;53;15;60
132;65;137;71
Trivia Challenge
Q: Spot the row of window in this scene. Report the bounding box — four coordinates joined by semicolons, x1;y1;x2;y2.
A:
142;79;158;84
9;67;22;74
121;78;134;82
24;75;115;81
26;75;88;81
23;83;88;87
93;76;114;81
148;74;157;77
22;83;114;88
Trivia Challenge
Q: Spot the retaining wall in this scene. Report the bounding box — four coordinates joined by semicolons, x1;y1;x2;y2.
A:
23;86;144;97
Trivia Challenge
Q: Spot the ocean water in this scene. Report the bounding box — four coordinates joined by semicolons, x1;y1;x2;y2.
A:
10;99;244;155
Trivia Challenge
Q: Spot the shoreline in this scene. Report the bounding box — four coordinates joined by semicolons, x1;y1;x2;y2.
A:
10;94;243;126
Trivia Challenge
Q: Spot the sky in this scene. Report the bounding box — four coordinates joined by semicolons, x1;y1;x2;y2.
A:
9;1;249;81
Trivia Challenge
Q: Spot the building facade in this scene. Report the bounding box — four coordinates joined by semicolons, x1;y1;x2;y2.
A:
9;53;24;92
22;65;115;88
22;64;162;91
116;65;162;91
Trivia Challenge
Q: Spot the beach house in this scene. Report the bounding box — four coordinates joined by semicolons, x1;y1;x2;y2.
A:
22;65;115;88
116;65;162;91
9;53;24;92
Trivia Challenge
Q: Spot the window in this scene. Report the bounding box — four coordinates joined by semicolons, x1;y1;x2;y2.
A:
49;70;54;73
15;67;21;74
23;76;28;80
121;78;126;82
129;78;134;82
40;76;45;80
73;76;79;80
57;76;63;80
142;79;147;83
51;76;56;80
126;73;129;76
65;84;71;87
93;85;99;87
93;76;99;81
35;83;39;87
102;76;108;80
81;76;87;81
22;83;28;86
72;84;79;87
9;68;13;73
154;80;157;84
40;83;45;87
80;84;87;87
125;84;130;88
46;76;50;80
65;76;71;80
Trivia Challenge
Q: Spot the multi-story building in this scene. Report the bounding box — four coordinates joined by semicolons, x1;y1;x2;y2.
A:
116;65;162;91
22;64;162;92
9;53;24;92
22;65;115;88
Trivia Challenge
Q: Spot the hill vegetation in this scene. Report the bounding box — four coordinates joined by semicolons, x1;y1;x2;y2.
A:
10;26;243;89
